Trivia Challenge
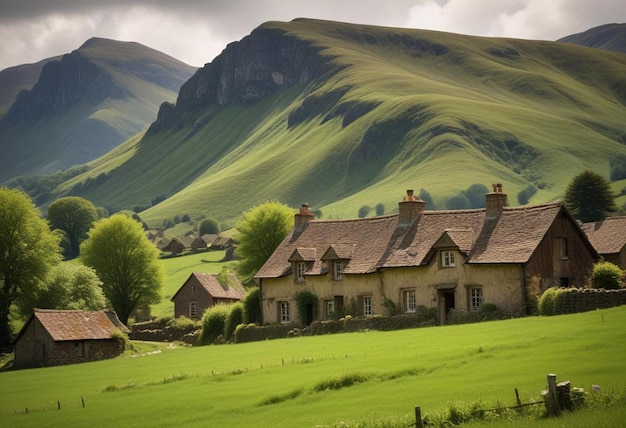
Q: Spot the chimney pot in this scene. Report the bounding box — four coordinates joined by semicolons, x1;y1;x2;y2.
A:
485;183;507;217
398;189;425;225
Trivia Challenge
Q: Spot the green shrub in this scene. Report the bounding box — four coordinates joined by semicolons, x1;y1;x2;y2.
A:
225;302;244;340
167;316;199;330
295;291;317;325
538;287;562;316
200;305;230;345
111;329;130;352
242;287;262;324
592;262;623;290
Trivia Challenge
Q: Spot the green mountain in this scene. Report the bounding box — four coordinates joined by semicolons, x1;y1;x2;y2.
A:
559;23;626;54
53;19;626;227
0;56;62;116
0;38;196;181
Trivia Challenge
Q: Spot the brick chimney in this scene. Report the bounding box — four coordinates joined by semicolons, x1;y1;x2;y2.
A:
398;189;426;225
485;183;508;218
294;203;315;233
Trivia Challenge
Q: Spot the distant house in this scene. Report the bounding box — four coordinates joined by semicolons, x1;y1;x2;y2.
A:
161;237;186;255
582;216;626;269
256;185;599;326
191;234;218;252
171;271;246;319
13;309;130;369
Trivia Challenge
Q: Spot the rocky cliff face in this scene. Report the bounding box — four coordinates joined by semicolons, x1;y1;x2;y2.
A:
149;25;331;132
5;52;127;121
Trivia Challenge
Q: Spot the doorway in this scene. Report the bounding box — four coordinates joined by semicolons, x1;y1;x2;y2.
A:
438;290;455;325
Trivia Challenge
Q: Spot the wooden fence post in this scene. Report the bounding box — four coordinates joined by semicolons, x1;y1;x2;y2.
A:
546;374;561;416
414;405;423;428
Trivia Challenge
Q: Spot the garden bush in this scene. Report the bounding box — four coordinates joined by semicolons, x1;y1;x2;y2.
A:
538;287;563;316
242;287;262;324
225;302;244;340
592;262;623;290
200;305;231;345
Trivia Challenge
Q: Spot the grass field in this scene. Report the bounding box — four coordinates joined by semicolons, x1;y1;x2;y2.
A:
1;306;625;427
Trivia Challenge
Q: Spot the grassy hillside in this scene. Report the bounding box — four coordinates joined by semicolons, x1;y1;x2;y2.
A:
55;19;626;226
1;306;625;427
0;38;196;182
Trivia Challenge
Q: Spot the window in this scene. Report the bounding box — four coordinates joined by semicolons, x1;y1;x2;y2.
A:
324;300;335;319
191;285;196;294
294;262;306;281
469;288;483;311
362;296;373;316
333;261;345;280
189;301;198;318
403;289;417;313
279;301;290;324
441;251;456;267
75;341;85;357
559;277;570;287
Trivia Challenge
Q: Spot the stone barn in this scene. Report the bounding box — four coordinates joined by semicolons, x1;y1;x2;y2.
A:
171;271;246;319
13;309;130;369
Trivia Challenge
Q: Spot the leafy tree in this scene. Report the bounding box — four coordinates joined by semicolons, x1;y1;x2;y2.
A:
17;264;106;317
47;196;98;259
517;184;538;205
463;183;489;208
199;218;219;235
592;262;623;290
235;201;294;283
375;202;385;216
0;188;61;349
358;205;371;218
446;194;470;210
564;170;616;222
418;188;435;209
80;214;165;325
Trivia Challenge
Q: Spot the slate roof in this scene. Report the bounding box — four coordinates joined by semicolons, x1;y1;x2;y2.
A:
22;309;128;342
582;216;626;255
171;272;246;301
256;201;572;279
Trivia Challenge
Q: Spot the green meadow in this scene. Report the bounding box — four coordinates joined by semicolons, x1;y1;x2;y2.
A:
1;306;625;427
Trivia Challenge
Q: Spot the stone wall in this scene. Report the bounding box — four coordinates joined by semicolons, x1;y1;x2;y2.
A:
130;321;199;345
553;288;626;315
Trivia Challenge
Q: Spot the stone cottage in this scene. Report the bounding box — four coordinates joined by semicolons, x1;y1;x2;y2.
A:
171;271;246;319
256;185;598;326
13;309;130;369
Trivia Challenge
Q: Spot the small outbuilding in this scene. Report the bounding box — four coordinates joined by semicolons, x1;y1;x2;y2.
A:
582;216;626;269
171;271;246;320
13;309;130;369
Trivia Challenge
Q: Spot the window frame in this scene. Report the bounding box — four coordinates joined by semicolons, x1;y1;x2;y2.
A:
469;287;483;311
279;301;290;324
403;289;417;313
556;237;569;260
324;299;335;319
189;301;198;318
362;295;373;316
75;341;85;357
294;261;306;282
333;260;345;280
441;250;456;267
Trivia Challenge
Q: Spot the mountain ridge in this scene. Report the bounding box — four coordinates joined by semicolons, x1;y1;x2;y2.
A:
49;19;626;227
0;38;196;181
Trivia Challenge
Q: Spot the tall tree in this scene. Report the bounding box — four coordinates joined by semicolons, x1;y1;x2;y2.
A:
48;196;98;259
199;218;219;235
0;188;61;349
564;170;616;222
80;214;165;324
235;201;294;283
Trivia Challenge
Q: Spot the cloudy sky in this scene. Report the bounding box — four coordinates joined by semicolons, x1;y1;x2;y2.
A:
1;0;624;71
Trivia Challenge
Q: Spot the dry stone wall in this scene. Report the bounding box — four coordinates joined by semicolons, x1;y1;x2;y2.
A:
554;288;626;315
